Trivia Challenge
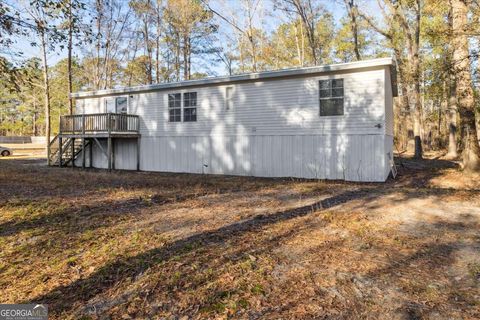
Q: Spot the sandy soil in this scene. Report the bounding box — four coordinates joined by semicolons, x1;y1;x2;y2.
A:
0;143;45;159
0;154;479;319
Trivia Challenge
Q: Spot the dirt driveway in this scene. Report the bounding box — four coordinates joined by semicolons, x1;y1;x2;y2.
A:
0;155;479;319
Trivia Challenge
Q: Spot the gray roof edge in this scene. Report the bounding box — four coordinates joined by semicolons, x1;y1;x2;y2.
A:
71;57;394;98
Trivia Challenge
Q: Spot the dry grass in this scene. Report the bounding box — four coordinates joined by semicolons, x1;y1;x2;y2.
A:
0;155;479;319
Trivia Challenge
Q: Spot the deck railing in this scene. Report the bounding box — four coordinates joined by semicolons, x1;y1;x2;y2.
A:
60;113;140;134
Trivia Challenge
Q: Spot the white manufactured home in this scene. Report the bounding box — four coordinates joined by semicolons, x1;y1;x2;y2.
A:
50;58;397;182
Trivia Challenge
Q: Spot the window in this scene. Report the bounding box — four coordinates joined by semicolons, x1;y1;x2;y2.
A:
183;92;197;122
105;98;116;113
225;86;233;110
319;79;344;116
115;97;128;113
168;93;181;122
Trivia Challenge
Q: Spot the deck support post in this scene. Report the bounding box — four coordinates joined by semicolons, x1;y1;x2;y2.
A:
107;137;112;172
89;139;93;168
82;137;86;168
58;136;63;167
107;113;112;172
71;138;75;168
81;114;86;169
136;137;140;171
112;139;115;170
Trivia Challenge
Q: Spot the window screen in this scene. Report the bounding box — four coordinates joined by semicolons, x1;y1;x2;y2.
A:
168;93;181;122
115;97;128;113
319;79;344;116
183;92;197;122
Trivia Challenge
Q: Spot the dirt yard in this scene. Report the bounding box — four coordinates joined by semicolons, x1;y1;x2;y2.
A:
0;154;479;319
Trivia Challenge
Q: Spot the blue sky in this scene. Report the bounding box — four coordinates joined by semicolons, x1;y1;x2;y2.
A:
3;0;384;76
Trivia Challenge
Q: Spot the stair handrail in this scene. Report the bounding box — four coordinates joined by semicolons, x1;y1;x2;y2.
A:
47;135;59;165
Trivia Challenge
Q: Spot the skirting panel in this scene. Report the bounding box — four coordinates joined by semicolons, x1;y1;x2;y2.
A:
84;135;390;182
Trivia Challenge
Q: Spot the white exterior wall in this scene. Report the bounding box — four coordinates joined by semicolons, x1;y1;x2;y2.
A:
76;65;393;182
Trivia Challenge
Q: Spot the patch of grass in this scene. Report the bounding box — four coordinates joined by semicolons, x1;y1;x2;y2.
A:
250;284;265;295
237;298;249;308
467;262;480;280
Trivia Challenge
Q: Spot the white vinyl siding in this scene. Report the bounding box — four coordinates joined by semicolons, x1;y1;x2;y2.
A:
384;67;394;136
225;86;233;110
75;65;393;181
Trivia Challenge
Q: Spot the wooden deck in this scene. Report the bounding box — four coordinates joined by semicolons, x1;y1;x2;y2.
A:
59;113;140;136
49;113;140;171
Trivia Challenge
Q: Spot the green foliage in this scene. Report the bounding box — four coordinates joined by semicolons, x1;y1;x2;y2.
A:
123;56;152;86
0;56;86;136
333;16;387;63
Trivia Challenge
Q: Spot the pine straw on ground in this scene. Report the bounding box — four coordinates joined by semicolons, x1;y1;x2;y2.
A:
0;155;479;319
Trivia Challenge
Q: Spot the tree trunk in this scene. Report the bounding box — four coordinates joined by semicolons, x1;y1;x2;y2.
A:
293;23;302;66
67;0;73;115
410;3;423;159
411;84;423;159
33;101;38;136
143;0;153;85
155;1;161;83
248;32;257;72
304;22;317;65
40;27;51;164
446;72;458;158
345;0;361;61
187;36;191;79
94;0;103;90
407;45;423;159
174;32;180;81
183;34;189;80
451;0;480;171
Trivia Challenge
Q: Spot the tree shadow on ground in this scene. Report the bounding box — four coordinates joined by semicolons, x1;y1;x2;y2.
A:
0;191;230;238
363;216;480;319
390;155;462;188
5;155;479;318
26;187;373;316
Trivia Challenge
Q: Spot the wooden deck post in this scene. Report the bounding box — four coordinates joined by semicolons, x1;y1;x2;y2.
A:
89;139;93;168
112;139;115;170
136;137;140;171
107;113;112;171
82;114;86;169
107;137;112;172
59;136;63;167
71;138;75;168
82;138;86;168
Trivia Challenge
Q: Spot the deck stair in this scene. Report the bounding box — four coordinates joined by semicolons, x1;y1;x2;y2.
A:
49;135;91;167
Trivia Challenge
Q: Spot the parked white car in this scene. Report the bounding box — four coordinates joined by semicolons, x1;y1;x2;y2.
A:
0;146;12;156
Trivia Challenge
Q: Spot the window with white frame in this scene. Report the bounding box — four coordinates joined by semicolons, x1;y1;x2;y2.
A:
183;92;197;122
168;93;182;122
319;79;344;116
